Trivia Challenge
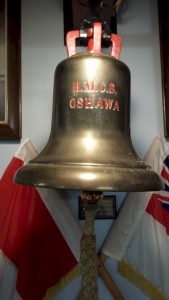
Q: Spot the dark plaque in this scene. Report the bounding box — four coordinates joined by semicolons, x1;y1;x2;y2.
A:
79;195;117;220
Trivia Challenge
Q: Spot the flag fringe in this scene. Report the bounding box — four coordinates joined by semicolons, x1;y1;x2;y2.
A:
43;265;79;300
119;260;167;300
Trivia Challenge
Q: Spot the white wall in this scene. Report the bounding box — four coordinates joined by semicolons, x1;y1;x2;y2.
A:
118;0;164;157
0;0;164;299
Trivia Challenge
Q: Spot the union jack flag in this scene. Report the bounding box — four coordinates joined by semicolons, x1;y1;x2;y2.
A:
102;136;169;300
146;155;169;235
161;156;169;191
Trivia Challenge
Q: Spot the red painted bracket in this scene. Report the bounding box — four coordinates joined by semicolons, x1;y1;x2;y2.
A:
66;22;122;60
66;30;80;57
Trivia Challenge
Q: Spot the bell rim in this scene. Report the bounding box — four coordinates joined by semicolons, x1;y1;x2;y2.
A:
14;163;164;192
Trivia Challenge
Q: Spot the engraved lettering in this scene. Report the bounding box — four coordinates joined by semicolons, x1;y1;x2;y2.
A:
70;80;120;111
97;81;106;93
85;98;94;109
77;98;84;108
83;81;97;92
72;82;81;95
113;100;120;111
72;81;117;95
103;99;114;110
95;98;103;109
70;98;76;108
108;83;115;94
69;97;120;111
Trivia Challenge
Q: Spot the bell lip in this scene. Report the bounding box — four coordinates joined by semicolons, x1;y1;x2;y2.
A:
14;163;164;192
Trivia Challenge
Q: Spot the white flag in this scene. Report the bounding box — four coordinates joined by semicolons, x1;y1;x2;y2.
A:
102;136;169;300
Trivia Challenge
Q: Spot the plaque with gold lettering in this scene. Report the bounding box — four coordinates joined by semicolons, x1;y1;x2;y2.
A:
79;195;117;220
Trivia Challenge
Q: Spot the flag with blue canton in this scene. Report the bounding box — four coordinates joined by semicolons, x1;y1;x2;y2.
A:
146;193;169;235
161;156;169;191
102;136;169;300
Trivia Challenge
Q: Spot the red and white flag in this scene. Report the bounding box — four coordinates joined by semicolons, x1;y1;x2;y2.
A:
102;136;169;300
0;139;82;300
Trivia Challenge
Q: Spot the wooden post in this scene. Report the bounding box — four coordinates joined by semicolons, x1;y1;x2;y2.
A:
98;255;125;300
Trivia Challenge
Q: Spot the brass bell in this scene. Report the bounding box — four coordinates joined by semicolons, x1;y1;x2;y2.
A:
14;23;163;192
